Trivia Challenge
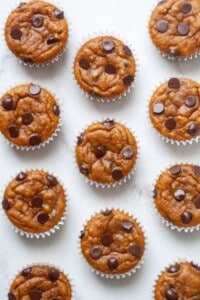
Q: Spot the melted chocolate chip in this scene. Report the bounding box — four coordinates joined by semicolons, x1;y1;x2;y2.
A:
15;172;27;181
47;37;59;45
101;209;113;216
29;84;41;95
2;96;13;110
101;232;113;247
168;49;180;58
89;246;102;260
48;268;60;281
53;104;60;116
102;119;115;126
79;163;89;175
79;58;90;70
10;28;22;40
31;15;43;28
153;103;164;114
29;134;41;146
129;244;142;257
194;166;200;176
191;262;200;270
122;146;134;159
165;288;178;300
77;133;84;145
194;195;200;209
21;267;32;277
46;175;58;186
165;117;177;131
156;20;169;33
94;145;106;158
54;9;64;19
187;122;199;136
8;293;16;300
105;64;117;74
2;198;11;211
123;74;134;86
8;125;19;138
158;0;167;5
167;264;180;273
37;212;49;224
168;78;180;89
123;45;132;56
122;221;133;231
112;167;123;180
153;187;157;198
52;297;62;300
184;96;196;107
31;196;43;208
79;230;85;239
178;24;190;36
174;189;186;202
22;112;33;125
107;257;119;270
180;2;192;13
18;2;27;8
23;58;34;64
102;39;115;52
169;165;181;175
29;288;42;300
181;211;192;224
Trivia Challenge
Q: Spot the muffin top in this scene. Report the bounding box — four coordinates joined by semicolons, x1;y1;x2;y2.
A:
2;170;66;234
0;83;60;147
74;35;136;99
76;120;138;184
5;0;69;64
154;164;200;228
80;209;145;275
154;261;200;299
149;78;200;141
149;0;200;58
8;264;72;300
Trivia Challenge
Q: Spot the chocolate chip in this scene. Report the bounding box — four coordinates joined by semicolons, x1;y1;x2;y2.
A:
180;2;192;14
23;58;34;64
194;195;200;209
178;24;190;36
53;104;60;116
101;232;113;247
8;293;16;300
77;133;84;145
47;37;59;45
22;112;33;125
10;28;22;40
46;175;58;186
194;166;200;176
122;146;134;159
184;95;196;108
123;74;134;86
191;262;200;270
105;64;117;74
153;103;164;114
37;212;49;224
158;0;167;5
31;196;43;208
18;2;27;8
29;84;41;95
174;189;186;202
122;221;133;231
79;163;89;175
54;9;64;19
52;297;62;300
102;39;115;52
112;167;123;180
168;78;180;89
79;58;90;70
123;45;132;56
21;267;32;277
94;145;106;158
187;122;199;136
168;49;180;58
2;198;11;211
89;246;102;260
107;257;119;270
29;134;41;146
165;288;178;300
169;165;181;175
102;119;115;126
165;117;177;131
48;268;60;281
167;264;180;273
29;288;42;300
2;97;13;110
181;211;192;224
129;244;142;257
153;187;157;198
101;209;113;216
79;230;85;239
156;20;169;33
15;172;27;181
8;125;19;138
31;15;43;28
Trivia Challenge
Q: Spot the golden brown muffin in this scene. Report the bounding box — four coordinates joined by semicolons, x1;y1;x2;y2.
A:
149;0;200;58
74;35;136;100
80;209;145;276
154;261;200;299
149;78;200;142
8;264;72;299
2;170;66;235
75;119;138;185
5;0;69;65
154;164;200;228
0;83;60;148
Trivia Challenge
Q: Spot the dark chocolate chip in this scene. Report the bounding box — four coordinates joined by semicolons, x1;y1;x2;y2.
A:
79;163;89;175
21;267;32;277
184;96;196;107
54;9;64;19
29;84;41;95
153;103;164;114
102;119;115;126
187;122;199;136
2;97;13;110
31;196;43;208
10;28;22;40
169;165;181;175
194;166;200;176
51;297;62;300
123;74;134;86
122;146;134;159
101;232;113;247
94;145;106;158
156;20;169;33
29;134;41;146
53;105;60;116
122;221;133;231
194;195;200;209
181;211;192;224
101;209;113;216
89;246;102;260
15;172;27;181
29;288;42;300
18;2;27;8
22;112;33;125
165;288;178;300
2;198;11;211
123;45;132;56
31;15;43;28
8;125;19;138
77;133;84;145
107;257;119;270
168;49;180;58
178;24;190;36
191;262;200;270
79;58;90;70
46;175;58;186
112;167;123;180
48;268;60;281
105;64;117;74
180;2;192;14
158;0;167;5
168;78;180;89
153;187;157;198
8;293;16;300
23;58;34;64
129;244;142;257
102;39;115;52
79;230;85;239
37;212;49;224
174;189;186;202
165;117;177;131
47;37;59;45
167;264;180;273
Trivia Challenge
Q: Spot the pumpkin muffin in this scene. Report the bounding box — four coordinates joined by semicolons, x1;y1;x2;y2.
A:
5;0;69;65
154;164;200;229
8;264;72;300
75;119;138;186
149;0;200;59
2;170;67;236
154;261;200;299
74;35;136;100
149;78;200;143
80;209;145;277
0;83;61;149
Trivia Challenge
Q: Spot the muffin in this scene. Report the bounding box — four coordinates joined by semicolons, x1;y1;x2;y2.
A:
154;261;200;299
2;170;67;237
154;164;200;231
0;83;61;149
5;0;69;65
75;119;138;186
149;0;200;59
80;209;146;278
8;264;72;299
149;78;200;144
74;35;136;101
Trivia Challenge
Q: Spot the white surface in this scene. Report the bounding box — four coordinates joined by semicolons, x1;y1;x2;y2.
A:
0;0;200;299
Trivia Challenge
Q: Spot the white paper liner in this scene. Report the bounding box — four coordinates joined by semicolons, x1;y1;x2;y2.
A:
0;81;63;151
5;262;75;299
152;161;200;233
72;31;139;103
146;77;200;146
2;0;71;68
73;118;140;188
147;1;200;61
78;208;147;279
0;169;68;239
